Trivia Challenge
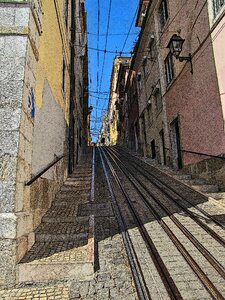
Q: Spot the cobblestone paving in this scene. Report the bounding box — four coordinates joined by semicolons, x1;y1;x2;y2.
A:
20;241;89;264
3;147;225;299
0;285;69;300
0;149;137;299
69;149;137;299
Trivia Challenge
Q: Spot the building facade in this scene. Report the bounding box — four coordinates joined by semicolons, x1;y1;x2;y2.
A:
106;56;131;146
0;0;88;286
127;0;225;169
115;58;131;146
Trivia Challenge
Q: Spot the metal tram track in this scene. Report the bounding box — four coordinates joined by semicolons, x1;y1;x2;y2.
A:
98;148;151;300
114;146;225;230
110;147;225;248
103;147;225;300
98;147;183;300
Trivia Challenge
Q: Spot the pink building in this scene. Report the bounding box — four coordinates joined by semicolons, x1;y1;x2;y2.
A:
130;0;225;169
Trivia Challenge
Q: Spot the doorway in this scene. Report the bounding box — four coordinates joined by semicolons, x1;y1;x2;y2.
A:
159;129;166;165
171;118;182;169
151;139;156;159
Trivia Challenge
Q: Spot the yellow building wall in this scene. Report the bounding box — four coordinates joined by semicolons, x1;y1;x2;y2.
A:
35;0;70;124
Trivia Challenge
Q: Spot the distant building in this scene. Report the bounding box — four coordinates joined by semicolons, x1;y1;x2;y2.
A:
115;58;131;145
0;0;88;286
107;56;131;146
98;112;110;146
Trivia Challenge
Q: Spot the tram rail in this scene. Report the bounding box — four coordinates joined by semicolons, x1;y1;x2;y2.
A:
100;147;225;300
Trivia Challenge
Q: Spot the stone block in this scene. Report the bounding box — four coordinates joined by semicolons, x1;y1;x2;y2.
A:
0;154;17;182
0;36;5;52
16;212;33;238
20;110;34;143
0;213;17;239
0;56;26;82
17;235;28;262
0;107;21;131
0;8;15;26
0;130;19;156
27;231;35;249
0;181;16;213
24;139;32;165
32;208;45;230
18;133;25;161
18;262;94;284
16;157;31;183
15;181;25;212
0;79;23;108
4;36;27;58
15;7;30;27
0;239;17;287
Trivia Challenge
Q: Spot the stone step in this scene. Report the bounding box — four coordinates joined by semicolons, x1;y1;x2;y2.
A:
64;181;91;187
55;192;90;199
42;205;79;220
35;232;88;242
173;174;192;180
67;178;91;183
35;220;90;242
182;178;207;185
60;186;90;192
53;200;89;207
41;213;88;223
18;216;95;283
206;192;225;200
191;184;219;193
72;172;92;176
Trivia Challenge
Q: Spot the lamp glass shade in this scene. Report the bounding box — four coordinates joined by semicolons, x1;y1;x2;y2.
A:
167;34;185;58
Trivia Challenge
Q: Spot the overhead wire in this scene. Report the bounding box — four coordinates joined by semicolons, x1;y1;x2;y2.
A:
120;4;139;54
95;0;100;130
100;1;140;114
96;0;113;129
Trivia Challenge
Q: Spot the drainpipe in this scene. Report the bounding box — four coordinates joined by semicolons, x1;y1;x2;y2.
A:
68;0;76;174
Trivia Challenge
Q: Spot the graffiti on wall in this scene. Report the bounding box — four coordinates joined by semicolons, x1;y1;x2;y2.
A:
28;88;35;119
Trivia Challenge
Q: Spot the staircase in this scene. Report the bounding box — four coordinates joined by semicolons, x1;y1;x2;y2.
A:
18;153;95;284
170;173;225;208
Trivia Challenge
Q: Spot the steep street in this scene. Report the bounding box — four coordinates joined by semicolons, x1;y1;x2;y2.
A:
1;147;225;299
1;0;225;299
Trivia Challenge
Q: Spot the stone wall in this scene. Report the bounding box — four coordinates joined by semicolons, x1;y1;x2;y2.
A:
181;157;225;190
0;0;69;287
31;79;67;229
0;1;30;287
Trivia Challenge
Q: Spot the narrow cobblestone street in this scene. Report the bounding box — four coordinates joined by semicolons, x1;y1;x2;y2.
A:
0;147;225;299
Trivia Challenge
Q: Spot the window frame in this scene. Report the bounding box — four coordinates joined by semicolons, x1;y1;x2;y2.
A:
62;58;66;94
64;0;69;28
159;0;169;29
165;53;174;85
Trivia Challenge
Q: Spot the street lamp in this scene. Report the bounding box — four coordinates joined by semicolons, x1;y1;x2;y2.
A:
167;34;193;74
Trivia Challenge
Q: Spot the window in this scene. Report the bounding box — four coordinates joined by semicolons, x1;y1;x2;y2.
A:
159;129;166;165
165;53;174;85
137;72;142;92
62;58;66;93
155;88;163;113
64;0;69;28
147;103;153;126
151;139;156;159
159;0;168;28
213;0;225;16
148;36;156;61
